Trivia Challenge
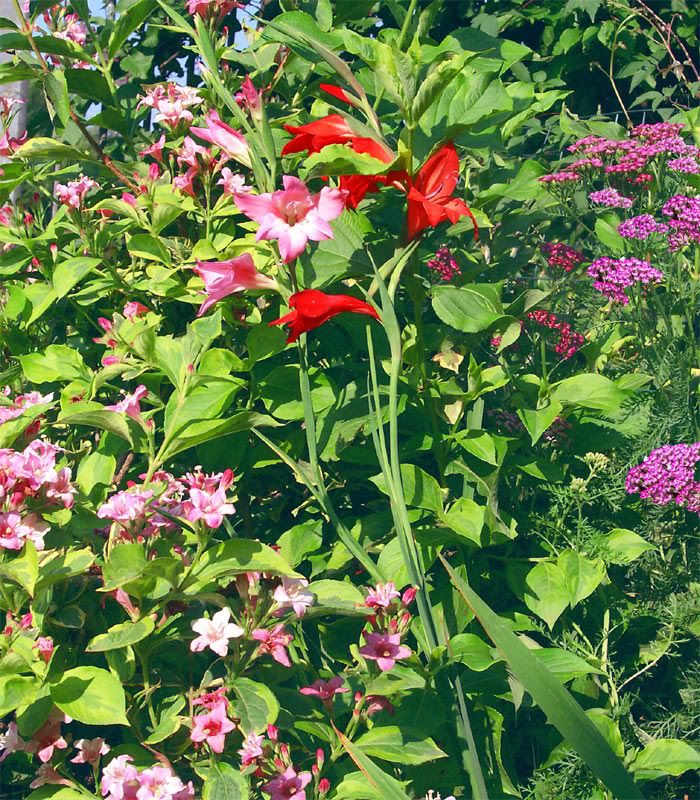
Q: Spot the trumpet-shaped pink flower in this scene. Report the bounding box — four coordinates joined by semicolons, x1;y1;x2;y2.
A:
29;763;68;789
190;701;235;753
193;254;277;316
252;624;293;667
71;737;110;764
123;301;149;319
190;607;244;657
101;755;139;799
55;175;96;210
191;110;250;165
184;486;235;528
97;489;153;524
0;512;50;551
0;721;27;762
139;134;165;163
34;636;54;663
238;731;264;765
359;632;411;672
106;385;148;419
262;766;312;800
300;676;348;703
218;167;251;196
365;582;401;609
136;766;187;800
273;577;314;617
234;176;347;263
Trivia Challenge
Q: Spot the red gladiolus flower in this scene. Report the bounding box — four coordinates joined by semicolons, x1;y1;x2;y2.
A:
269;289;380;343
404;142;478;241
282;115;394;208
320;83;354;105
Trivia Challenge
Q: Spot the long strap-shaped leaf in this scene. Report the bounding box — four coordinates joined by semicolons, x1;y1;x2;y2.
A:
440;555;645;800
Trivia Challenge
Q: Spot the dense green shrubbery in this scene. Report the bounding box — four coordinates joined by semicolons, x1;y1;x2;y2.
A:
0;1;697;798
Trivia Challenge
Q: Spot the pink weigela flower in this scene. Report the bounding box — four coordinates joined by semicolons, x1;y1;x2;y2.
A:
138;84;202;128
273;577;314;617
359;631;411;672
55;175;97;210
300;676;348;704
190;700;235;753
262;766;312;800
365;582;401;609
190;607;244;657
252;624;293;667
71;737;110;764
105;385;148;420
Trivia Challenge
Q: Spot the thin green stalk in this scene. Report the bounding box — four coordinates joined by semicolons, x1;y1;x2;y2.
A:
296;336;383;581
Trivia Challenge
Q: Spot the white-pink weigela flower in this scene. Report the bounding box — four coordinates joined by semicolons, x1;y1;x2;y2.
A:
139;84;202;128
190;607;244;657
55;175;97;210
273;577;314;617
234;176;347;263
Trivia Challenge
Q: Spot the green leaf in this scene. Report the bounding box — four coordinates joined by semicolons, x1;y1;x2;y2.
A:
440;556;644;800
36;548;95;590
20;345;90;383
109;0;155;58
532;648;604;682
595;214;625;255
203;763;250;800
517;401;563;445
14;136;96;162
127;233;171;265
0;542;38;595
551;374;625;414
102;543;147;591
603;529;655;564
188;539;299;588
26;788;91;800
440;498;486;545
432;284;504;333
0;674;38;716
86;617;155;652
307;579;366;615
23;282;58;326
631;739;700;780
277;523;322;567
44;71;71;127
303;144;393;179
231;678;279;734
371;464;443;512
160;411;277;461
354;725;447;765
333;724;411;800
524;562;569;629
558;550;606;607
448;633;494;671
59;409;138;447
454;430;497;465
51;666;128;725
52;256;101;298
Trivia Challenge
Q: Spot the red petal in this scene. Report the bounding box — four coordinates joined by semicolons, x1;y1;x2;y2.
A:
415;142;459;200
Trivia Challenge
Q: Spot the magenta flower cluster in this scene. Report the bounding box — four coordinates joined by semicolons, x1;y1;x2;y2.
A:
589;188;633;209
626;442;700;514
587;257;663;305
0;440;75;551
617;214;668;240
661;194;700;251
540;242;585;272
427;246;461;281
527;310;585;359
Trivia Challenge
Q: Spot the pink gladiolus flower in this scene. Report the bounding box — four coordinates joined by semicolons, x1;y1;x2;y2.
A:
262;766;312;800
34;636;53;663
106;385;148;420
136;766;187;800
252;624;293;667
193;253;277;316
218;167;251;196
300;676;348;703
123;301;149;319
190;607;244;657
365;582;401;609
71;737;110;764
273;577;314;617
359;632;411;672
101;754;139;800
238;731;264;766
234;176;347;263
190;701;235;753
191;110;250;165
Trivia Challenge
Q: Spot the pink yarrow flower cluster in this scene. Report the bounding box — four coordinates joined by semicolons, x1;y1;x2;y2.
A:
101;755;194;800
138;84;202;128
587;257;663;305
617;214;668;240
540;242;585;272
626;442;700;515
526;310;585;359
589;188;633;209
427;246;461;281
661;194;700;251
55;175;97;210
0;439;75;551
